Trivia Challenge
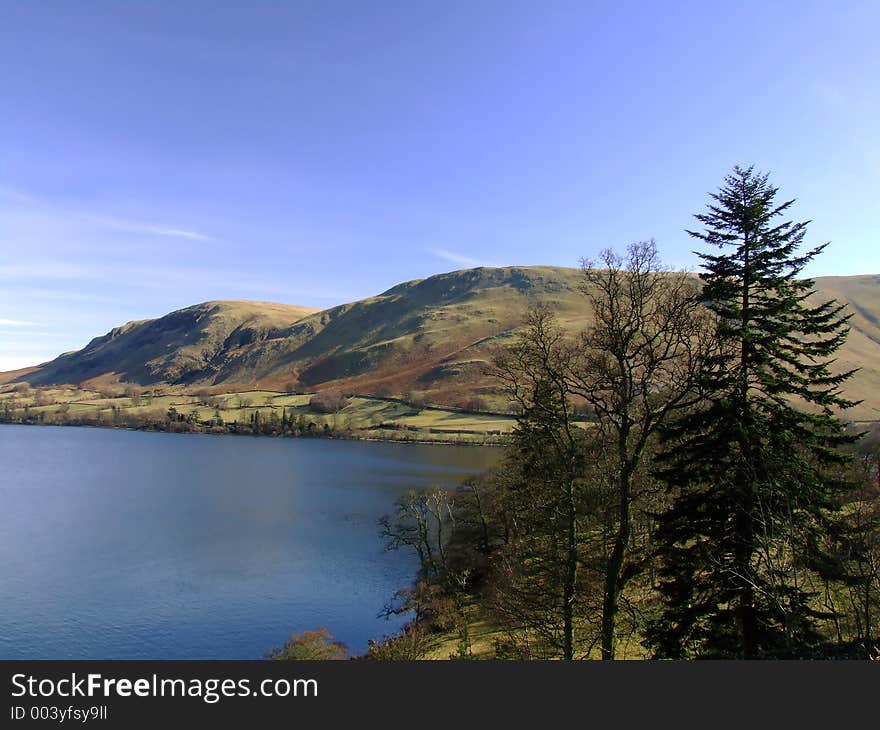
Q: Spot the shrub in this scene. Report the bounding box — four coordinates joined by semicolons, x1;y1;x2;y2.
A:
268;628;348;660
404;390;428;411
308;391;349;413
364;625;435;660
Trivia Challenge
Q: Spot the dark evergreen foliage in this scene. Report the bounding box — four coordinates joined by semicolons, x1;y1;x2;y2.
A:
647;166;860;658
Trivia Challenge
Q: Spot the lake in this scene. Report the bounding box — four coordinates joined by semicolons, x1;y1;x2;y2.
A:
0;424;498;659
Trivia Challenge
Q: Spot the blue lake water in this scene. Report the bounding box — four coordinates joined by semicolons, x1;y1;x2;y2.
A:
0;424;498;659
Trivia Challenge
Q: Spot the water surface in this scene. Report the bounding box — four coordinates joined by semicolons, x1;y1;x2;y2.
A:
0;424;497;659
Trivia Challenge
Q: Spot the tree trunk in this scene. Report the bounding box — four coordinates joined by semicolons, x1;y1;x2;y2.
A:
734;477;758;658
601;465;631;660
562;476;577;660
737;229;758;658
865;578;873;660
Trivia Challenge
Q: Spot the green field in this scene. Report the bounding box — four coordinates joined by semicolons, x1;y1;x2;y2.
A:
0;384;519;444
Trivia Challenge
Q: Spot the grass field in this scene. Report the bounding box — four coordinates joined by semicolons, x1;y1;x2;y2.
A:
0;384;519;444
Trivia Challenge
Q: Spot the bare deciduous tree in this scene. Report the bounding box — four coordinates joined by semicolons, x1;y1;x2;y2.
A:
489;306;592;660
569;240;715;659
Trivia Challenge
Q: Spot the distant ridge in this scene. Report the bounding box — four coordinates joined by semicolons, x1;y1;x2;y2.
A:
4;267;879;421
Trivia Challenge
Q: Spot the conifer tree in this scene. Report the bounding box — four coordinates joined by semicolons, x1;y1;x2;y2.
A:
647;166;859;658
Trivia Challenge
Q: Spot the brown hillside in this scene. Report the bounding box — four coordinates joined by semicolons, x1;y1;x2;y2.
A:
23;300;318;387
7;268;880;420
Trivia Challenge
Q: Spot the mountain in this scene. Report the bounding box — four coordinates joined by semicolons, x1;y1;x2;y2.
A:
5;267;880;420
15;300;318;387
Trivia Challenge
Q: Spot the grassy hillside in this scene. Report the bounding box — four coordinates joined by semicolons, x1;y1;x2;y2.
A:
809;275;880;421
4;267;880;421
21;300;318;387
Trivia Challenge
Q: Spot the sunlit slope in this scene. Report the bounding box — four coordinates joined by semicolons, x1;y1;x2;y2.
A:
23;300;319;387
8;268;880;419
222;266;591;397
810;275;880;421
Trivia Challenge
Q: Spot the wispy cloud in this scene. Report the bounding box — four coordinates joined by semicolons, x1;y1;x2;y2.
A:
426;247;499;268
0;318;43;327
80;214;214;241
0;183;215;241
0;263;99;280
1;287;118;305
0;185;40;205
1;259;352;306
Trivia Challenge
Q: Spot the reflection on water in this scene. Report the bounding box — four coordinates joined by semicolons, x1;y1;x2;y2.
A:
0;424;498;659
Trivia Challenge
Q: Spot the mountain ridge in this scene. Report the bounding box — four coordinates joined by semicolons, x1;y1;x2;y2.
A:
3;266;879;420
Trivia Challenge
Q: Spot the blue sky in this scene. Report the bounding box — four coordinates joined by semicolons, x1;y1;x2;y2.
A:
1;1;878;371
